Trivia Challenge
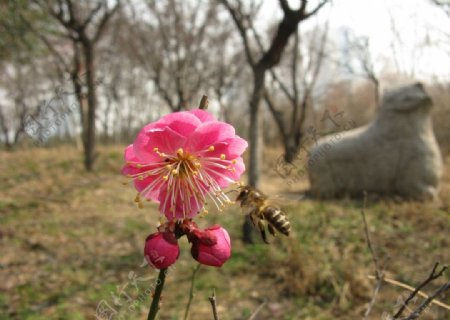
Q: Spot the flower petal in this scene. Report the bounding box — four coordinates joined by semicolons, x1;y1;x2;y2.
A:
134;122;167;162
134;174;162;201
159;111;202;137
229;157;245;181
188;109;216;123
146;127;187;155
188;121;236;153
206;137;248;159
122;145;146;176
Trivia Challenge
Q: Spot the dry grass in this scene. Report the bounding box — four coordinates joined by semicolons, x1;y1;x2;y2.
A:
0;145;449;320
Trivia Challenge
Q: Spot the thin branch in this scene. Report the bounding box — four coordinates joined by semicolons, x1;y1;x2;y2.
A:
279;0;291;14
248;301;266;320
93;1;120;42
208;288;220;320
364;271;385;320
183;264;201;320
81;2;103;29
393;262;448;319
404;281;450;319
367;276;450;310
303;0;329;20
360;192;381;276
360;191;384;320
247;18;295;103
218;0;255;67
198;95;209;110
264;91;288;140
17;13;71;75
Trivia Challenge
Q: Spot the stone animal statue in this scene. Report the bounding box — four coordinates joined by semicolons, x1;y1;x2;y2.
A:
308;83;442;200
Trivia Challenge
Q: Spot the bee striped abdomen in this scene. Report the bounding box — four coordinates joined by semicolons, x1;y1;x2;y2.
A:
262;206;291;236
236;185;291;243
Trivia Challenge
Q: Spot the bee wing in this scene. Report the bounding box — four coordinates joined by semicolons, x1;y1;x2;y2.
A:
270;193;304;208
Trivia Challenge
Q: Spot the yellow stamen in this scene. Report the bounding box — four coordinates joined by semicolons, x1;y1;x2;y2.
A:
134;194;140;203
208;146;214;151
172;169;178;175
153;147;159;152
138;175;144;180
163;175;169;181
136;164;142;168
231;159;237;164
220;154;226;160
177;148;184;156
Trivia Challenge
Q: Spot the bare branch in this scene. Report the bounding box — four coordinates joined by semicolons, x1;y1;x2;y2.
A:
247;301;266;320
393;262;448;319
404;281;450;319
17;12;71;76
264;91;288;141
81;2;103;29
360;192;385;320
368;275;450;311
93;1;120;43
303;0;329;20
279;0;291;14
183;264;201;320
247;18;295;103
218;0;256;66
208;289;220;320
298;0;307;16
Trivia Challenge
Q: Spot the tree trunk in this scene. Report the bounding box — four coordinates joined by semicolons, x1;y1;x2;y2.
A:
283;137;300;163
83;42;96;171
243;68;266;243
373;78;380;109
248;69;265;188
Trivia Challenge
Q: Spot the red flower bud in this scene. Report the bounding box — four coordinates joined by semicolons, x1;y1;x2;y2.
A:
144;232;179;269
191;225;231;267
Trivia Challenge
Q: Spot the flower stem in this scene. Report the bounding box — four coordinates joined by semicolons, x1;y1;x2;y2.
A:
147;268;168;320
183;264;201;320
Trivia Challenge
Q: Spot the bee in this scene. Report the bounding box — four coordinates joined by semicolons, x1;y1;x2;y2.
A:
235;185;291;243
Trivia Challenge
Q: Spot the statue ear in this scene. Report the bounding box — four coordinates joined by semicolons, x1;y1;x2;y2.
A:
382;83;431;113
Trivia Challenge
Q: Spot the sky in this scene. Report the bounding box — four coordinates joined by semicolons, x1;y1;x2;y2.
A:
260;0;450;81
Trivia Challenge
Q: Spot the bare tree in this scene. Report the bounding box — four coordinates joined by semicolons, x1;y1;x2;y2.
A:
219;0;329;186
219;0;329;242
263;23;330;162
128;0;232;112
24;0;120;170
343;31;380;108
431;0;450;16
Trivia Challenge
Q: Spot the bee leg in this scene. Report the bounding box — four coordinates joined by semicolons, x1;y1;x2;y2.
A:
248;209;259;226
268;223;277;237
258;219;269;244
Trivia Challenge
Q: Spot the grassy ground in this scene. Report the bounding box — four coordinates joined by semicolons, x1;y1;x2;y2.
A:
0;145;449;320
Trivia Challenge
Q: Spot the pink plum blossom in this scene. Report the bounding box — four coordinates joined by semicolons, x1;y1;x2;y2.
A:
122;109;247;219
190;225;231;267
144;232;180;269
